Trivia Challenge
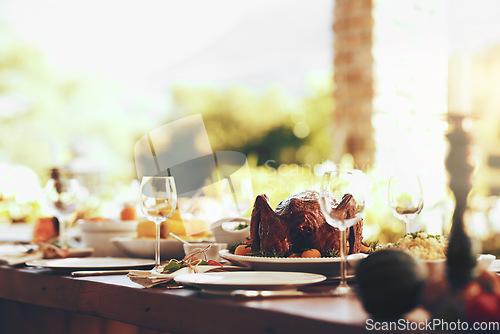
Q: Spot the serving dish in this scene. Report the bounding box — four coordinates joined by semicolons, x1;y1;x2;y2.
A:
111;237;186;260
78;220;138;257
210;217;250;245
26;257;154;271
219;249;362;277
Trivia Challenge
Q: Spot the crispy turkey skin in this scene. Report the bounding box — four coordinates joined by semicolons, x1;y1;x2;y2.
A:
250;190;363;255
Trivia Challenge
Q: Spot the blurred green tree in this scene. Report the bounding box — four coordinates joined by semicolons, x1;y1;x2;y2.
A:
171;75;334;166
0;26;152;182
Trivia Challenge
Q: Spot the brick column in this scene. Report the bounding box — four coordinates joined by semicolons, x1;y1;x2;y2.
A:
333;0;375;167
332;0;448;174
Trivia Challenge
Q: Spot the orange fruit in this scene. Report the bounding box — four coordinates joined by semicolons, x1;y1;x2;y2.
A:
301;249;321;258
288;254;301;258
234;244;252;256
120;205;137;221
32;217;58;243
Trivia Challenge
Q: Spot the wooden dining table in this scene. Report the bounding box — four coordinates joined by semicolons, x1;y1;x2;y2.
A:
0;263;431;334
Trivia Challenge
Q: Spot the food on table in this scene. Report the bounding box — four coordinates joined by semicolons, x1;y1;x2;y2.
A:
31;218;86;259
462;269;500;322
250;190;364;255
234;244;252;256
377;231;448;260
32;217;59;244
85;217;113;222
233;222;249;230
422;263;500;323
136;209;207;240
120;205;137;221
300;249;321;258
162;257;222;274
356;249;428;320
41;242;70;259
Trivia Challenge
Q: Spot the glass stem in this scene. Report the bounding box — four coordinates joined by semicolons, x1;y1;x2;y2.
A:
58;215;67;248
155;221;161;269
404;216;410;235
339;228;347;288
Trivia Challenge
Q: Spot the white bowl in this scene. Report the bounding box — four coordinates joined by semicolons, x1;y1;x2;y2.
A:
210;218;250;247
111;237;186;260
422;255;496;280
78;220;138;257
477;254;496;269
183;242;228;262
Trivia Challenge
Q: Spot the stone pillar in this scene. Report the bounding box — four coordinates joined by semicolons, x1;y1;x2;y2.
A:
333;0;375;167
333;0;448;174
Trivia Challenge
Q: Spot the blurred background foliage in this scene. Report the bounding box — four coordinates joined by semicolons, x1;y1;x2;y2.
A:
0;28;486;248
1;21;499;253
171;75;333;167
0;28;154;181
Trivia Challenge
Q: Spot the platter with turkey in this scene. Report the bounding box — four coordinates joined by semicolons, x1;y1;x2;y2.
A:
220;190;372;278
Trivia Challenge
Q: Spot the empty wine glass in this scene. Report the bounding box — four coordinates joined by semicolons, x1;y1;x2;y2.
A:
45;168;82;248
319;170;365;296
388;174;424;235
140;176;177;272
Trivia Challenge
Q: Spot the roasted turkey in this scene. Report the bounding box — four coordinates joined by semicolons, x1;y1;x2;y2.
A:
250;190;363;254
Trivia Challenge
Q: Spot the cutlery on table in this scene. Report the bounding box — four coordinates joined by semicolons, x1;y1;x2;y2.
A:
71;269;132;277
201;289;337;298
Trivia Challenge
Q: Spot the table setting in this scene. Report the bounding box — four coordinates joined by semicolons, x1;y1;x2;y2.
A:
0;125;499;331
1;165;497;313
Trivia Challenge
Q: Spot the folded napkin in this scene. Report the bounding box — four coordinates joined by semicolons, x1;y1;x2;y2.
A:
0;248;43;266
128;265;221;288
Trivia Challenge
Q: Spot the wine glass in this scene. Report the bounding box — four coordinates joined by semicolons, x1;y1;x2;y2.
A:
319;170;365;296
45;168;82;248
388;174;424;235
140;176;177;272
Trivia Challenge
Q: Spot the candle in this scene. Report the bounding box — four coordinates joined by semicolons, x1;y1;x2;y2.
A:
448;53;472;113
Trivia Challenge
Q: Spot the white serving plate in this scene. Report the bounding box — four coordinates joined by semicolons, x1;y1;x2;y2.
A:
219;249;362;277
174;271;326;291
111;237;186;260
26;257;154;271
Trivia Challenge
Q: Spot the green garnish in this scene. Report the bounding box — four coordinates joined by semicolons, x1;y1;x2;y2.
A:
162;258;209;274
234;222;249;230
320;248;339;258
248;248;290;258
228;239;249;254
163;260;182;273
405;230;442;240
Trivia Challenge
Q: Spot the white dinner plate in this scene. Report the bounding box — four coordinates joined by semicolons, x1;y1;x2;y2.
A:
219;249;360;277
25;257;154;271
174;271;326;291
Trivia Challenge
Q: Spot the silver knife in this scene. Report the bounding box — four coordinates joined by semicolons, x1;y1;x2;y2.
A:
71;269;131;277
201;289;335;298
